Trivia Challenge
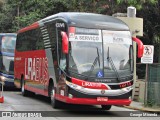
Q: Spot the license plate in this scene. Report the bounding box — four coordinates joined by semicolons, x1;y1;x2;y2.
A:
97;97;108;102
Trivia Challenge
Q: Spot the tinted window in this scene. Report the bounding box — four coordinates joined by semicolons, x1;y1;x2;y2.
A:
45;22;57;61
45;22;57;50
45;20;67;69
56;21;67;70
0;55;14;75
16;28;44;51
16;32;28;51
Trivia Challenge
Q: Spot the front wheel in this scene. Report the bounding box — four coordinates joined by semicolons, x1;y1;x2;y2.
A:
50;84;61;109
101;105;112;110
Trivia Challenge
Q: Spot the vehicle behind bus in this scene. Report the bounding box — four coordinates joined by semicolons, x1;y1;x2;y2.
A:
14;12;143;110
0;33;17;87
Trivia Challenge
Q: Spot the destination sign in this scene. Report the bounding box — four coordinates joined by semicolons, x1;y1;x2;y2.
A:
102;30;132;45
69;27;102;42
76;28;99;35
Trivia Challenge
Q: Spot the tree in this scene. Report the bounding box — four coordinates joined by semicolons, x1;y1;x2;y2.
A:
0;0;4;9
5;0;69;31
0;0;159;38
137;1;160;62
0;0;17;32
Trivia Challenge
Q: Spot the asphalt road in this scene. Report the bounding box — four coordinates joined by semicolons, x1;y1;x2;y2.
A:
0;88;159;120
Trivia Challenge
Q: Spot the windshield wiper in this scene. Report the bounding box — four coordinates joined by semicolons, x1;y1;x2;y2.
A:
85;47;100;80
96;47;100;68
107;47;120;82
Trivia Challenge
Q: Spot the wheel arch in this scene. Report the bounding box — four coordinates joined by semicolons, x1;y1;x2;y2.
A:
20;74;24;88
48;78;55;97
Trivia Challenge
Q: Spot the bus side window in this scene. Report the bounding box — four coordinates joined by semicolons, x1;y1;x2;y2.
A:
22;28;44;51
35;28;44;50
58;31;66;70
16;34;21;51
16;33;27;51
45;22;57;59
27;30;35;50
56;22;67;70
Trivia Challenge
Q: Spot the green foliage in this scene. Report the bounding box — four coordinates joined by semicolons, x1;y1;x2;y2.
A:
0;0;16;32
0;0;69;32
146;99;155;107
0;0;159;51
0;0;4;9
116;0;158;10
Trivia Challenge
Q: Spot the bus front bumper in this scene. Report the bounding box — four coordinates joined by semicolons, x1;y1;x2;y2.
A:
55;94;132;105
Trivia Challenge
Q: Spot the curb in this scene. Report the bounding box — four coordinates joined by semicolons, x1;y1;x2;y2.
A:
123;105;160;113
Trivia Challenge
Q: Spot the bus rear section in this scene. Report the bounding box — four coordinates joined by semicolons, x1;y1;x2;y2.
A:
0;33;17;87
14;12;143;110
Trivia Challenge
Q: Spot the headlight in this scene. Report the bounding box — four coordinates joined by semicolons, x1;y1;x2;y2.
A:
0;76;6;82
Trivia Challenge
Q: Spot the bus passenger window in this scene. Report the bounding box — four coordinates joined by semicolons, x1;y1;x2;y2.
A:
57;31;66;70
60;38;66;70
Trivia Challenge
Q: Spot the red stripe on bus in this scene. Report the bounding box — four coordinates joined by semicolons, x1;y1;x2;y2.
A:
55;94;131;105
18;22;39;33
71;77;109;90
25;85;48;97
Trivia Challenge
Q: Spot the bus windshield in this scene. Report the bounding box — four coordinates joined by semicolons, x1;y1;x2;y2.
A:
68;27;133;79
1;36;16;53
69;41;102;75
0;55;14;75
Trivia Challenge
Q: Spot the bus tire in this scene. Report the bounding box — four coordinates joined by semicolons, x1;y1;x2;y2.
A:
21;77;29;96
50;84;61;109
101;105;112;110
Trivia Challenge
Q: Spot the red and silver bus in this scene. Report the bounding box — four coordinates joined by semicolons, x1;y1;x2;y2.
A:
14;12;143;110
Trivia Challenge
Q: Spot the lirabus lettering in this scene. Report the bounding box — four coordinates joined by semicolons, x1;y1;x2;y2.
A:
25;57;49;83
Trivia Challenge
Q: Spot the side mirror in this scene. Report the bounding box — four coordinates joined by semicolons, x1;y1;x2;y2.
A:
61;31;69;54
132;37;144;58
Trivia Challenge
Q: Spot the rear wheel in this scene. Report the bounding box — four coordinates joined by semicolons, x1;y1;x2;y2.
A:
21;77;29;96
49;83;61;109
101;105;112;110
